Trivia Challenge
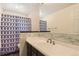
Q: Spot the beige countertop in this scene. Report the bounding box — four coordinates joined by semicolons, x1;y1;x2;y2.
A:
26;37;79;56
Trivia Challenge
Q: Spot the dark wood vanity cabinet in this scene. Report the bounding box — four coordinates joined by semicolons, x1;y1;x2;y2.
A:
27;42;44;56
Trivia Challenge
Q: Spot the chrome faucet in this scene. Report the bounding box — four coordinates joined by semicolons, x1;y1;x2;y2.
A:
47;39;52;44
47;39;55;45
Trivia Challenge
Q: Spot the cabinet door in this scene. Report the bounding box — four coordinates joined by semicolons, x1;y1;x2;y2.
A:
27;42;44;56
27;43;32;56
37;51;44;56
31;46;38;56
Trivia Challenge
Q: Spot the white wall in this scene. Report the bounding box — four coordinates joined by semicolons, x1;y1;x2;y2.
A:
28;5;40;31
44;4;79;34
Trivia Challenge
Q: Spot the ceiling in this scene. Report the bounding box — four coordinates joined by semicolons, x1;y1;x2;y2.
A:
0;3;75;18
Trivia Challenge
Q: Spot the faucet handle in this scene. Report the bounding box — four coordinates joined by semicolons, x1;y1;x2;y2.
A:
47;39;49;43
47;39;50;43
52;41;55;45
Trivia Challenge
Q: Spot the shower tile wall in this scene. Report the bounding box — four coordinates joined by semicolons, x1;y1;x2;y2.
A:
40;20;47;31
0;14;31;55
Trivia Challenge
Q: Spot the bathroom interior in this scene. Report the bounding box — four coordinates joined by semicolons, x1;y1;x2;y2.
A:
0;3;79;56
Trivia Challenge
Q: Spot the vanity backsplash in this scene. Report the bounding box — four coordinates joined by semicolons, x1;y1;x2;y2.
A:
50;33;79;46
26;32;79;46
